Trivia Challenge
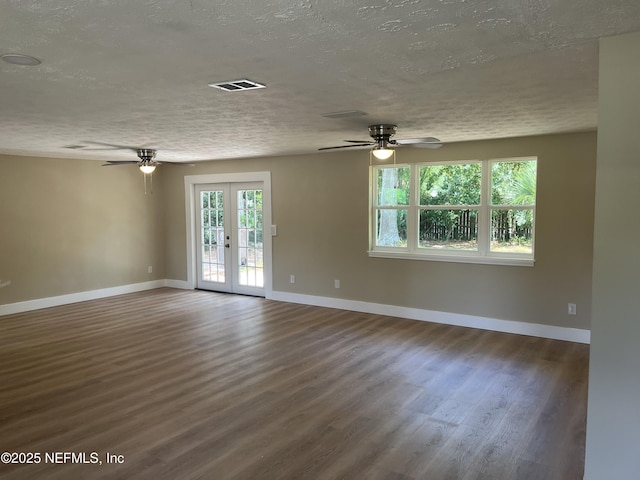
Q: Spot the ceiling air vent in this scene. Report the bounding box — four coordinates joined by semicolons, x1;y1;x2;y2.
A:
208;79;266;92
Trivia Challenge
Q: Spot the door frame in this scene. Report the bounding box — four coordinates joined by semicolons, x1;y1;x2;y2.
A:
184;171;273;297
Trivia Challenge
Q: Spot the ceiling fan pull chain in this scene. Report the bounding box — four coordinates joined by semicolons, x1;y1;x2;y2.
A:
143;171;153;195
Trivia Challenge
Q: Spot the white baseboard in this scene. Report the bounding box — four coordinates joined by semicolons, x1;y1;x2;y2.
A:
268;291;591;344
0;280;168;316
0;282;591;344
163;279;190;290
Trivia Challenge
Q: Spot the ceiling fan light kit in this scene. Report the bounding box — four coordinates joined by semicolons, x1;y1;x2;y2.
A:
369;125;397;161
371;147;394;160
136;149;157;174
132;149;158;194
139;164;156;174
370;147;396;165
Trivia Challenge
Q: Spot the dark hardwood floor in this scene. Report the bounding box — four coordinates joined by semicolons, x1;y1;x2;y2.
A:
0;288;589;479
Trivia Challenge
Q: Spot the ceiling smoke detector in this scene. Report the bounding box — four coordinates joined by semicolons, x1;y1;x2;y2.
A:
208;79;266;91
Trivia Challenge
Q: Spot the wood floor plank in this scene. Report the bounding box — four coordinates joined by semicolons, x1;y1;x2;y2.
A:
0;288;589;479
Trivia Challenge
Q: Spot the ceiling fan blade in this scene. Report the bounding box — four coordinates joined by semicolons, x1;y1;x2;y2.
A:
318;144;372;151
84;147;141;152
407;142;444;149
101;161;140;166
156;161;196;166
395;137;441;145
83;140;144;152
344;140;374;144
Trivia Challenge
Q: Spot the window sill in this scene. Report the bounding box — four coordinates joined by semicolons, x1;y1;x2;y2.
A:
367;250;535;267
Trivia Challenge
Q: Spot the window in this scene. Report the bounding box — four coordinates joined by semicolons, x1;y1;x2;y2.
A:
370;157;537;265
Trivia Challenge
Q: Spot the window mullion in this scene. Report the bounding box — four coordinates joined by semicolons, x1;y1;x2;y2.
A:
407;163;418;251
369;166;375;249
477;160;491;255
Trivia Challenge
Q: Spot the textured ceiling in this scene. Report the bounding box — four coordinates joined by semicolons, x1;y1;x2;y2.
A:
1;0;640;163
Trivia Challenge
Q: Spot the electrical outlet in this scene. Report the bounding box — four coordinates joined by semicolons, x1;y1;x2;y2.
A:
334;279;340;289
290;274;295;284
568;303;577;315
148;266;153;274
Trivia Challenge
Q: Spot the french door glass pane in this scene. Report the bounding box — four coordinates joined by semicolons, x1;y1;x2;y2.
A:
201;190;225;283
419;209;478;250
237;189;264;288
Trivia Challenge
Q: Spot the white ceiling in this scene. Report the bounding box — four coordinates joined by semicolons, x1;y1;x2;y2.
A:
1;0;639;163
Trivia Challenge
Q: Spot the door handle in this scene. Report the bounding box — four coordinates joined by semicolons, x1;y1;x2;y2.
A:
225;243;230;248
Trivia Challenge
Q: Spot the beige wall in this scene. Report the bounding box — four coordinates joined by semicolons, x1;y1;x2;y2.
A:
161;131;596;329
1;132;595;330
0;154;165;304
585;32;640;479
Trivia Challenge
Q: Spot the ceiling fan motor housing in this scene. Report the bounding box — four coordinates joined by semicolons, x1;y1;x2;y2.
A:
369;124;397;148
137;148;157;163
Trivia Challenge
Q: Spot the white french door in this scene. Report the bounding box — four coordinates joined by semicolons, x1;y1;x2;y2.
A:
196;182;265;296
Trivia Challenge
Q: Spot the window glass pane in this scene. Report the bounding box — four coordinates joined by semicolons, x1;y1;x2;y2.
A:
490;209;534;254
491;160;537;205
419;210;478;251
419;163;481;206
376;167;410;206
375;209;407;247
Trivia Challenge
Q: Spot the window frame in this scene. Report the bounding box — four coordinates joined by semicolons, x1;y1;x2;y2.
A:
368;157;536;266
